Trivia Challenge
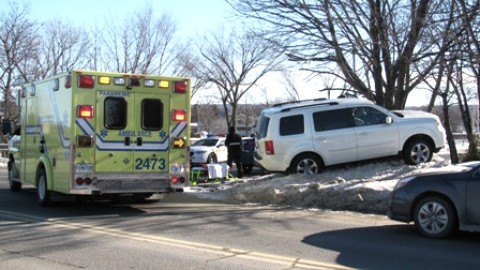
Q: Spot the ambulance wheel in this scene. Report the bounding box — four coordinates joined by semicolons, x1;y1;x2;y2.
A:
133;193;152;203
8;161;21;192
37;169;51;206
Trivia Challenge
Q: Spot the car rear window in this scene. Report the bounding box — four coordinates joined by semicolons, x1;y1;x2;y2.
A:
280;114;304;136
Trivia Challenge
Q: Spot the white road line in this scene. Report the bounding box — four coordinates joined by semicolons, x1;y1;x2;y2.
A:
0;210;355;270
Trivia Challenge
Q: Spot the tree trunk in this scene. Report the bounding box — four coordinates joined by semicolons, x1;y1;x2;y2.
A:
441;93;459;164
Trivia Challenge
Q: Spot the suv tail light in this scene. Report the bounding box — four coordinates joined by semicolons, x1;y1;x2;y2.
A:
265;140;274;155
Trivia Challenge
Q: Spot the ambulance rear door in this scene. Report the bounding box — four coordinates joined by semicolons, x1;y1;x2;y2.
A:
94;91;170;173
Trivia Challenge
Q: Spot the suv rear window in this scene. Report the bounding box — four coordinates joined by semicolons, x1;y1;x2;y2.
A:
280;114;304;136
256;114;270;139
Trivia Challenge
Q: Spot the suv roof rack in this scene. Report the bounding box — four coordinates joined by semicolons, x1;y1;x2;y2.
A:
280;101;339;112
272;98;327;107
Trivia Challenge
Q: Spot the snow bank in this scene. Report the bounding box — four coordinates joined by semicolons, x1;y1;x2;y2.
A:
187;156;454;215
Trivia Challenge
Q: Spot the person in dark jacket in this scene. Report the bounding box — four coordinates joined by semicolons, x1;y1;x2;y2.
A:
225;126;243;178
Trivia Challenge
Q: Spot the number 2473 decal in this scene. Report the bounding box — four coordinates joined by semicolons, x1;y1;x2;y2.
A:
135;158;166;170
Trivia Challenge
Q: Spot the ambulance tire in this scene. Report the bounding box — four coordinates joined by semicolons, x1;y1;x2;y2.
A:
8;161;21;192
37;169;51;206
133;193;152;203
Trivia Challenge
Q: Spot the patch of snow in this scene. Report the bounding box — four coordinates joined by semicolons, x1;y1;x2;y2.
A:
186;155;457;215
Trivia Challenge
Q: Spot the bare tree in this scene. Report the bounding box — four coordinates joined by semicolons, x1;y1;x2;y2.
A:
194;28;285;127
193;103;221;134
30;18;91;79
227;0;480;109
279;69;300;101
0;1;37;122
100;4;183;75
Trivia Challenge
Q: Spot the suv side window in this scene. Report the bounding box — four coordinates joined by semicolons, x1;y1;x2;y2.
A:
279;114;304;136
313;108;355;131
352;106;387;126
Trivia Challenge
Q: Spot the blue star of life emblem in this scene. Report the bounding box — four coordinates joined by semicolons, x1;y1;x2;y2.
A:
100;129;108;138
159;130;167;139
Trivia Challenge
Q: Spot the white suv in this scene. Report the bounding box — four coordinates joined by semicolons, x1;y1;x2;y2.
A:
254;98;446;174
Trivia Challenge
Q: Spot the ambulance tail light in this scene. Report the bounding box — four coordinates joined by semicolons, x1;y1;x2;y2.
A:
174;81;187;93
77;105;94;118
172;110;187;121
76;135;93;148
78;75;95;88
75;177;92;185
171;176;186;184
75;177;84;185
265;140;275;155
65;75;72;88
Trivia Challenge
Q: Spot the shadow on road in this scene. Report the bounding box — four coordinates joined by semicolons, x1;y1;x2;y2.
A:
302;224;480;270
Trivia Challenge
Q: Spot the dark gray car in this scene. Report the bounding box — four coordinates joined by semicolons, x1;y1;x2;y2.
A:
388;161;480;238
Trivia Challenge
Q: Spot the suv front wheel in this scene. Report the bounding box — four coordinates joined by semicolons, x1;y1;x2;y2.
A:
403;139;433;165
291;154;323;175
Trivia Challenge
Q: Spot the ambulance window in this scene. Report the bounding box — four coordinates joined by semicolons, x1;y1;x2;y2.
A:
142;99;163;131
105;97;127;130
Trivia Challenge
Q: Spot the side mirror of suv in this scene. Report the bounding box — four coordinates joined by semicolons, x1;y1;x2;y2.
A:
385;116;393;124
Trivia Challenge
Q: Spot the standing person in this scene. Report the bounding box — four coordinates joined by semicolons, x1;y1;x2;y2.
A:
225;126;243;178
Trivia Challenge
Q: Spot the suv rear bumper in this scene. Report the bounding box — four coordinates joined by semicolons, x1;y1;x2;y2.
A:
254;152;286;173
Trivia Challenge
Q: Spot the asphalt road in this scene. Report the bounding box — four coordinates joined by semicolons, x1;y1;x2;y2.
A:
1;168;479;270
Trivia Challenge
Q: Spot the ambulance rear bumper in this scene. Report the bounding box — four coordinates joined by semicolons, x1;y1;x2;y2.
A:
70;173;184;195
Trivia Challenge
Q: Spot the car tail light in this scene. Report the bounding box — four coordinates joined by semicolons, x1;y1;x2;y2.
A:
265;140;274;155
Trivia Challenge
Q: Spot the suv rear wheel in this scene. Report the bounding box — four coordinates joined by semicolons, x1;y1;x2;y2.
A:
291;154;323;175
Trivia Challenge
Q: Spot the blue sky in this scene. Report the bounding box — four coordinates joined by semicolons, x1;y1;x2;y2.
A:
0;0;432;106
1;0;232;36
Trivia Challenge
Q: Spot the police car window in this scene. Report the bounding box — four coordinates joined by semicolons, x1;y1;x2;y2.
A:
104;97;127;130
280;115;304;136
313;109;355;131
142;99;163;131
